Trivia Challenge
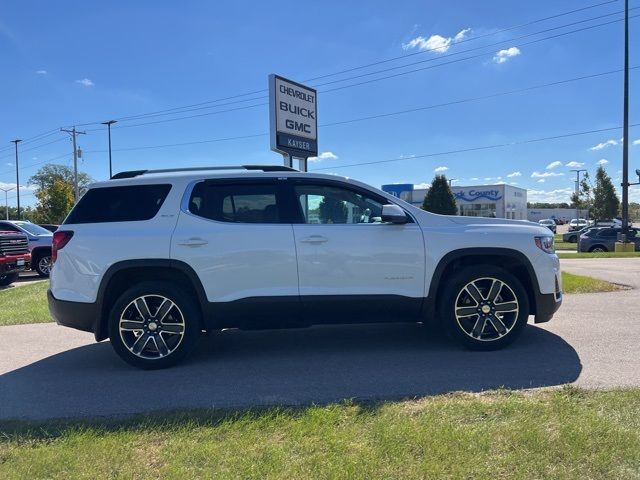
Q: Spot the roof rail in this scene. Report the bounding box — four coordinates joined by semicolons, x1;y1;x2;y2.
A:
111;164;298;180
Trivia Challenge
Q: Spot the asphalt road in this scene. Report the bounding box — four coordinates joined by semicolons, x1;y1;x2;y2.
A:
1;258;638;421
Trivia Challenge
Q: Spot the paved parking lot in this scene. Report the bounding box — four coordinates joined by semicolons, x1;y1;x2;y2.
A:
0;258;638;421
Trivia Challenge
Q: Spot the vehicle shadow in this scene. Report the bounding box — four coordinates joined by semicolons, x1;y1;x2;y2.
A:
0;323;581;421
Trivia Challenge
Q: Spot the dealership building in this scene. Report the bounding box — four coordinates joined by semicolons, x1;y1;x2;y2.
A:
382;183;528;220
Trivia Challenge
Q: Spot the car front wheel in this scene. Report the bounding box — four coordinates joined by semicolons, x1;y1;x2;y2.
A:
441;266;530;351
108;281;202;369
0;272;18;287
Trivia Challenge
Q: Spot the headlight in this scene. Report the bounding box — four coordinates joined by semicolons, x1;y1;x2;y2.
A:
535;236;555;253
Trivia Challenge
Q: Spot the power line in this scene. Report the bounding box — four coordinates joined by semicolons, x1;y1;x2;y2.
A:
25;67;639;157
311;123;640;171
63;1;625;128
0;153;70;178
73;11;639;133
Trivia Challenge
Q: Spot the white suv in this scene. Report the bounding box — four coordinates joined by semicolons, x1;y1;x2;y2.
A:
48;165;562;369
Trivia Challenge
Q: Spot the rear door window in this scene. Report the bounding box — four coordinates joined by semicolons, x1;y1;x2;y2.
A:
64;184;172;224
188;182;289;223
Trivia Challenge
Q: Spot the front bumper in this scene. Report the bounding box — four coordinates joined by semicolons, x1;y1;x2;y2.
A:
534;289;562;323
0;253;31;275
48;289;99;336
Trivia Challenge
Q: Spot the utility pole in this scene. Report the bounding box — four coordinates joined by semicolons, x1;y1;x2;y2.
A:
0;186;15;220
571;169;587;222
101;120;117;178
448;178;457;187
621;0;630;241
11;139;21;219
61;127;86;203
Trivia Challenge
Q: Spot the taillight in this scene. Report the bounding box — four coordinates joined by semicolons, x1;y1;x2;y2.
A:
52;231;74;263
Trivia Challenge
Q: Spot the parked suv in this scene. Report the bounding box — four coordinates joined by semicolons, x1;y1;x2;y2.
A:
49;165;563;369
577;227;640;252
0;220;53;277
0;231;31;287
538;219;557;234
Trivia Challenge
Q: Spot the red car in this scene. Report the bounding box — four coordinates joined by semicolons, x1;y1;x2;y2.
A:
0;231;31;287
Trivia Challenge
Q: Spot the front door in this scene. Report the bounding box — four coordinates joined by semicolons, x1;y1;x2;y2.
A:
290;180;426;322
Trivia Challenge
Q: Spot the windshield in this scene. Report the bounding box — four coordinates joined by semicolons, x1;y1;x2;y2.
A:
14;222;53;236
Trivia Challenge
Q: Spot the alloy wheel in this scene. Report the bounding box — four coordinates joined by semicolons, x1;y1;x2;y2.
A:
38;256;52;275
454;277;519;342
119;295;186;360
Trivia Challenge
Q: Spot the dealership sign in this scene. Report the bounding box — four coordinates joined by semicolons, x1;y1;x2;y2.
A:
454;189;503;202
269;74;318;159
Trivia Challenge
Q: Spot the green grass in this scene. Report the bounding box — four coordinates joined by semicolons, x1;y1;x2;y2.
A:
553;233;578;251
0;281;50;326
1;388;639;479
561;271;621;294
558;251;640;259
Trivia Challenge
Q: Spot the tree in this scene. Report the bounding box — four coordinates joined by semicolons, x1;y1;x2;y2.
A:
319;196;347;223
629;202;640;223
570;172;592;213
28;164;92;224
422;175;457;215
591;166;619;221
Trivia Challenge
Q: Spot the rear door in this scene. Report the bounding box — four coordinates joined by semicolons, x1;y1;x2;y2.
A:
170;178;301;327
290;179;425;322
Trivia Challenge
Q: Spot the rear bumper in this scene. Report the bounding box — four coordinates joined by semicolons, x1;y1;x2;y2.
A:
48;289;99;336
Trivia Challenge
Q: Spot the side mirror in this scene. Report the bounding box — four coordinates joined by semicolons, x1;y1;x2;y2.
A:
381;204;408;224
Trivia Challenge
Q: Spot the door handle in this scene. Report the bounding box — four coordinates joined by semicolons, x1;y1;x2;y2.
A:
300;235;328;244
177;237;208;247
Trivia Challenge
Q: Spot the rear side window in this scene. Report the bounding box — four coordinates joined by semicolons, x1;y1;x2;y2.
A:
64;184;172;224
188;182;285;223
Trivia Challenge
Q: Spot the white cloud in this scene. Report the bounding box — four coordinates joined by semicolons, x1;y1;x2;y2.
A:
35;70;47;75
531;171;564;178
454;28;471;42
470;177;479;181
633;139;640;146
0;182;33;192
308;151;338;163
590;139;617;151
538;179;546;183
434;166;449;172
565;161;584;168
510;182;519;185
493;47;520;64
403;27;471;53
546;161;563;169
528;188;574;203
506;171;522;178
597;158;609;165
75;78;94;87
414;182;431;190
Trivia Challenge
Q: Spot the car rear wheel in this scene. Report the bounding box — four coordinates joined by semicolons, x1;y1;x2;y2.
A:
0;272;18;287
440;266;530;351
589;245;608;253
34;253;52;277
108;281;202;369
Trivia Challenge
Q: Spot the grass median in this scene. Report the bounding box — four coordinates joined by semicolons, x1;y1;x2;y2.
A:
558;251;640;259
0;281;50;327
1;388;639;479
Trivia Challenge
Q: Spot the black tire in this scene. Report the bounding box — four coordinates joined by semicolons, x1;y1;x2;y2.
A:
108;281;202;369
33;251;52;277
440;265;530;351
589;245;608;253
0;272;19;287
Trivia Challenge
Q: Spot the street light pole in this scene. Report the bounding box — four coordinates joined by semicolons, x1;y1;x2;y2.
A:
571;169;587;222
448;178;457;187
0;186;15;220
11;139;22;219
101;120;117;179
621;0;630;240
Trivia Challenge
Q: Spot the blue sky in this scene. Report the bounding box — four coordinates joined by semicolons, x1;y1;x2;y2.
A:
0;0;638;207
